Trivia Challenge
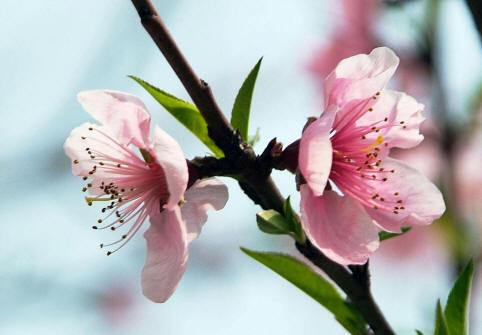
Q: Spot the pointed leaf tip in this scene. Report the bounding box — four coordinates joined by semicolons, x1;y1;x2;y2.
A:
444;260;475;335
231;57;263;141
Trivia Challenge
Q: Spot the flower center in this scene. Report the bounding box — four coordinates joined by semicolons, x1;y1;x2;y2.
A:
72;125;169;255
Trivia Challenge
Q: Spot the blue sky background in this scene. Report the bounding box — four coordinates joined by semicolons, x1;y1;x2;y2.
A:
1;1;481;334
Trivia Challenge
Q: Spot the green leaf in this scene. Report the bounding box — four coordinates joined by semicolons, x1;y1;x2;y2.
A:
247;127;261;147
241;248;367;335
444;260;474;335
416;330;425;335
283;197;305;243
379;227;412;241
130;76;223;157
256;210;291;235
231;58;262;141
434;300;449;335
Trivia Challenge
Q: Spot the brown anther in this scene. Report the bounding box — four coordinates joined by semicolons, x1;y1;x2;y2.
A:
92;226;98;229
397;200;403;204
117;164;121;168
390;170;395;173
393;210;399;214
100;243;104;248
87;201;93;206
380;197;385;201
110;227;116;231
119;219;124;224
373;205;378;210
371;126;377;130
81;136;86;140
88;127;93;131
382;178;388;182
368;108;373;112
106;251;112;256
82;176;88;181
400;206;405;210
394;192;399;196
73;159;79;164
97;219;102;223
384;117;388;122
101;208;106;213
87;183;92;188
85;148;90;151
122;235;127;239
99;162;104;166
362;135;366;139
376;92;380;96
82;187;87;192
402;126;407;129
400;121;405;124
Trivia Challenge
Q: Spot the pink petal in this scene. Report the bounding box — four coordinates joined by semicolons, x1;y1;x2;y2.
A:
324;47;399;107
152;126;188;210
181;178;229;242
141;208;188;303
299;106;337;196
357;90;425;149
363;158;445;232
77;90;151;148
300;187;380;265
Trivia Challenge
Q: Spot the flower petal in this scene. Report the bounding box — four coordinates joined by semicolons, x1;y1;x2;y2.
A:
152;126;189;210
357;90;425;149
363;158;445;232
181;178;229;242
300;187;380;265
77;90;151;148
324;47;399;107
141;208;188;303
299;106;337;196
63;122;144;178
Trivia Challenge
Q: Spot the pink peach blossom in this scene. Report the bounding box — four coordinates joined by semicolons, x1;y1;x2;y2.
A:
64;90;228;302
299;47;445;265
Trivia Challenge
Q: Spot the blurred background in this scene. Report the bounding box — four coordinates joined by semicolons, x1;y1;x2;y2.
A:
1;0;481;334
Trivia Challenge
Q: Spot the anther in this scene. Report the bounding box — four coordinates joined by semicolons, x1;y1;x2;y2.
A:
81;136;86;140
82;176;88;181
82;187;87;192
73;159;79;164
111;227;116;231
97;219;102;223
92;226;98;229
382;178;388;182
106;251;112;256
88;127;93;131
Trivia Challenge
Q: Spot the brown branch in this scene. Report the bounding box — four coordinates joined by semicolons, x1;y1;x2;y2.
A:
130;1;395;334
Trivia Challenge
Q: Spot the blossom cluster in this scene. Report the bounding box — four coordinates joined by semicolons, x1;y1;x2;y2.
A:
64;47;445;302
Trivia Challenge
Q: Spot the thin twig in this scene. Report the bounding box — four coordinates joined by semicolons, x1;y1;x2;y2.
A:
130;1;395;334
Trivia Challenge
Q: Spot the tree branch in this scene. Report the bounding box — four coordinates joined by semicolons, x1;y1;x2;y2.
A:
130;1;394;334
